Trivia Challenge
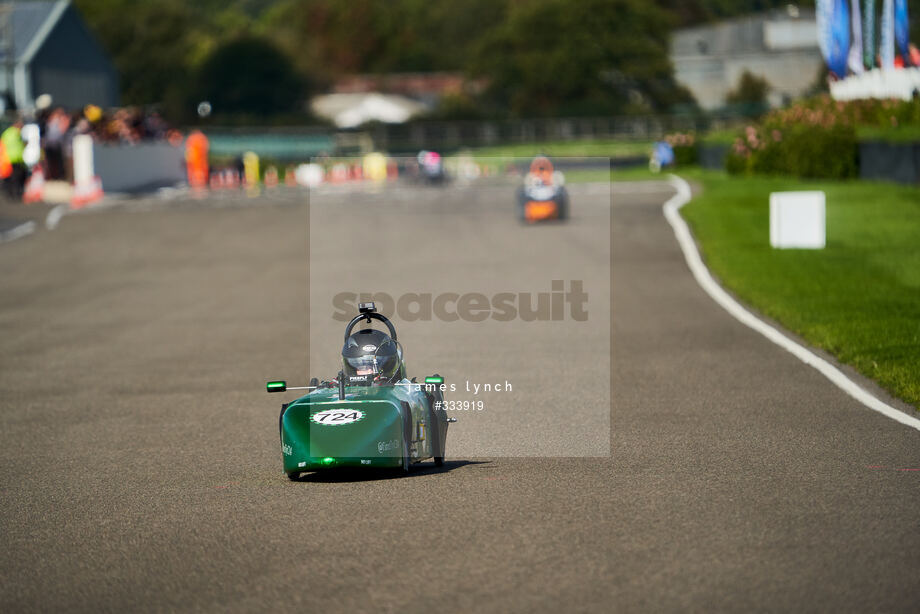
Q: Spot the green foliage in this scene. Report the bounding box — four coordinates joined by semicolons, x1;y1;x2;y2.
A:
78;0;740;120
724;76;770;120
858;124;920;143
701;129;739;145
653;0;809;27
76;0;197;110
664;132;698;165
466;139;654;160
673;145;698;166
259;0;506;83
726;123;858;179
724;96;920;180
427;93;488;120
470;0;691;116
725;70;770;118
195;36;305;117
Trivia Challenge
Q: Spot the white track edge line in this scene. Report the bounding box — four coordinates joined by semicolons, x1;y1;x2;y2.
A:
0;220;36;244
46;204;68;230
664;174;920;432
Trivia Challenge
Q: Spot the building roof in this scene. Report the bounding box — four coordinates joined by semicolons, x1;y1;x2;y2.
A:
1;0;69;63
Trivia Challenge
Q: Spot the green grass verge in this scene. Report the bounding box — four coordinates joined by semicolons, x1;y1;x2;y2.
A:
680;170;920;409
466;138;652;160
700;129;739;145
527;165;676;183
451;139;666;184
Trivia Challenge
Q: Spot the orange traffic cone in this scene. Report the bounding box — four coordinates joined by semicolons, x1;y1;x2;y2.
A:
71;176;104;209
330;163;347;183
23;167;46;204
264;166;279;188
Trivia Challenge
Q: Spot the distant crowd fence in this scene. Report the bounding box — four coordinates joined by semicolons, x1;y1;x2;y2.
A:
197;114;745;160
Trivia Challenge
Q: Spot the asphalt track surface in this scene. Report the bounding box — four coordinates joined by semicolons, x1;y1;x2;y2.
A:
2;180;919;612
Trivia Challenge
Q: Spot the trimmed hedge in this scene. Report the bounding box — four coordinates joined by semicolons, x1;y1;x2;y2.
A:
664;132;698;166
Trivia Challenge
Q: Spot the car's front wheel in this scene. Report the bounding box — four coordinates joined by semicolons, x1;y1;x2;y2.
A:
400;402;412;474
401;438;411;473
428;404;445;467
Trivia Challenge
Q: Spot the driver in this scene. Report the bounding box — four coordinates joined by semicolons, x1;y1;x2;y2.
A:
529;155;554;185
341;328;405;385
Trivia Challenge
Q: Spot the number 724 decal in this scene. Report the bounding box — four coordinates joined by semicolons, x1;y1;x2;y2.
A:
311;408;366;426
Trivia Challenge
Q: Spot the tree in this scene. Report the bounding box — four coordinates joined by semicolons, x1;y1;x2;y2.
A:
470;0;693;116
653;1;810;27
258;0;507;82
195;36;306;117
726;70;770;116
75;0;197;108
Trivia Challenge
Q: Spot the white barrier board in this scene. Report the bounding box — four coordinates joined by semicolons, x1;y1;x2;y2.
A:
22;124;41;167
769;191;826;249
295;163;324;187
830;67;920;101
72;134;95;185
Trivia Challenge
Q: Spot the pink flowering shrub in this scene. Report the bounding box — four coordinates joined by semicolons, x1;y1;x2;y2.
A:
724;95;920;179
664;132;698;165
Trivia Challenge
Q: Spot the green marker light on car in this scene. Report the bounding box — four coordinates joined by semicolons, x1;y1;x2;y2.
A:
266;380;287;392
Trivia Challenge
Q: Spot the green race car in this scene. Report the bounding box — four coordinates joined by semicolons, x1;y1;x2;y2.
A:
268;303;453;480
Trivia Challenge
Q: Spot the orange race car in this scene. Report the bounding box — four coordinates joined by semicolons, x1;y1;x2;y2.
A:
516;156;569;223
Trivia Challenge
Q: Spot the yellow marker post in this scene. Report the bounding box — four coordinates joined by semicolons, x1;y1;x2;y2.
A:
243;151;260;196
363;152;388;185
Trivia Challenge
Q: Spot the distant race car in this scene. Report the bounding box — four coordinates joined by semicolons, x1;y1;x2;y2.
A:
417;150;447;184
267;302;453;480
516;156;568;223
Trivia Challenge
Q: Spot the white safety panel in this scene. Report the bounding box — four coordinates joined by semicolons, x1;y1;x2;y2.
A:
769;191;826;249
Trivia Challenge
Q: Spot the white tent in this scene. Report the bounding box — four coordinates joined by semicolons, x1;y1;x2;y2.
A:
311;93;428;128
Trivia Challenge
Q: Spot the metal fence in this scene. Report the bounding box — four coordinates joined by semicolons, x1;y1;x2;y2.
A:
198;114;746;159
365;115;737;153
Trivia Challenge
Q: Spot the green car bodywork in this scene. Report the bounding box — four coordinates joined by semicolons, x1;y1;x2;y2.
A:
279;380;449;478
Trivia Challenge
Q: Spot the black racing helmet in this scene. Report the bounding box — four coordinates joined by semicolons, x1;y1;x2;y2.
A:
342;328;403;384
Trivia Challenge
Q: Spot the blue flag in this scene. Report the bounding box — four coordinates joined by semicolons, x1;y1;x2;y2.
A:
894;0;909;62
828;0;852;77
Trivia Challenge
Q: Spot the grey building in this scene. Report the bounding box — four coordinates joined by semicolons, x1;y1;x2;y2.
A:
670;9;823;110
0;0;118;112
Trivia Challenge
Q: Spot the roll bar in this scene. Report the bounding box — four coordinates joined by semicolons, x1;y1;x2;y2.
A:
344;302;397;341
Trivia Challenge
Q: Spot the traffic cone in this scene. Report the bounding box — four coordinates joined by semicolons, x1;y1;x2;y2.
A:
71;176;103;209
264;165;279;188
330;163;347;183
23;167;46;204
